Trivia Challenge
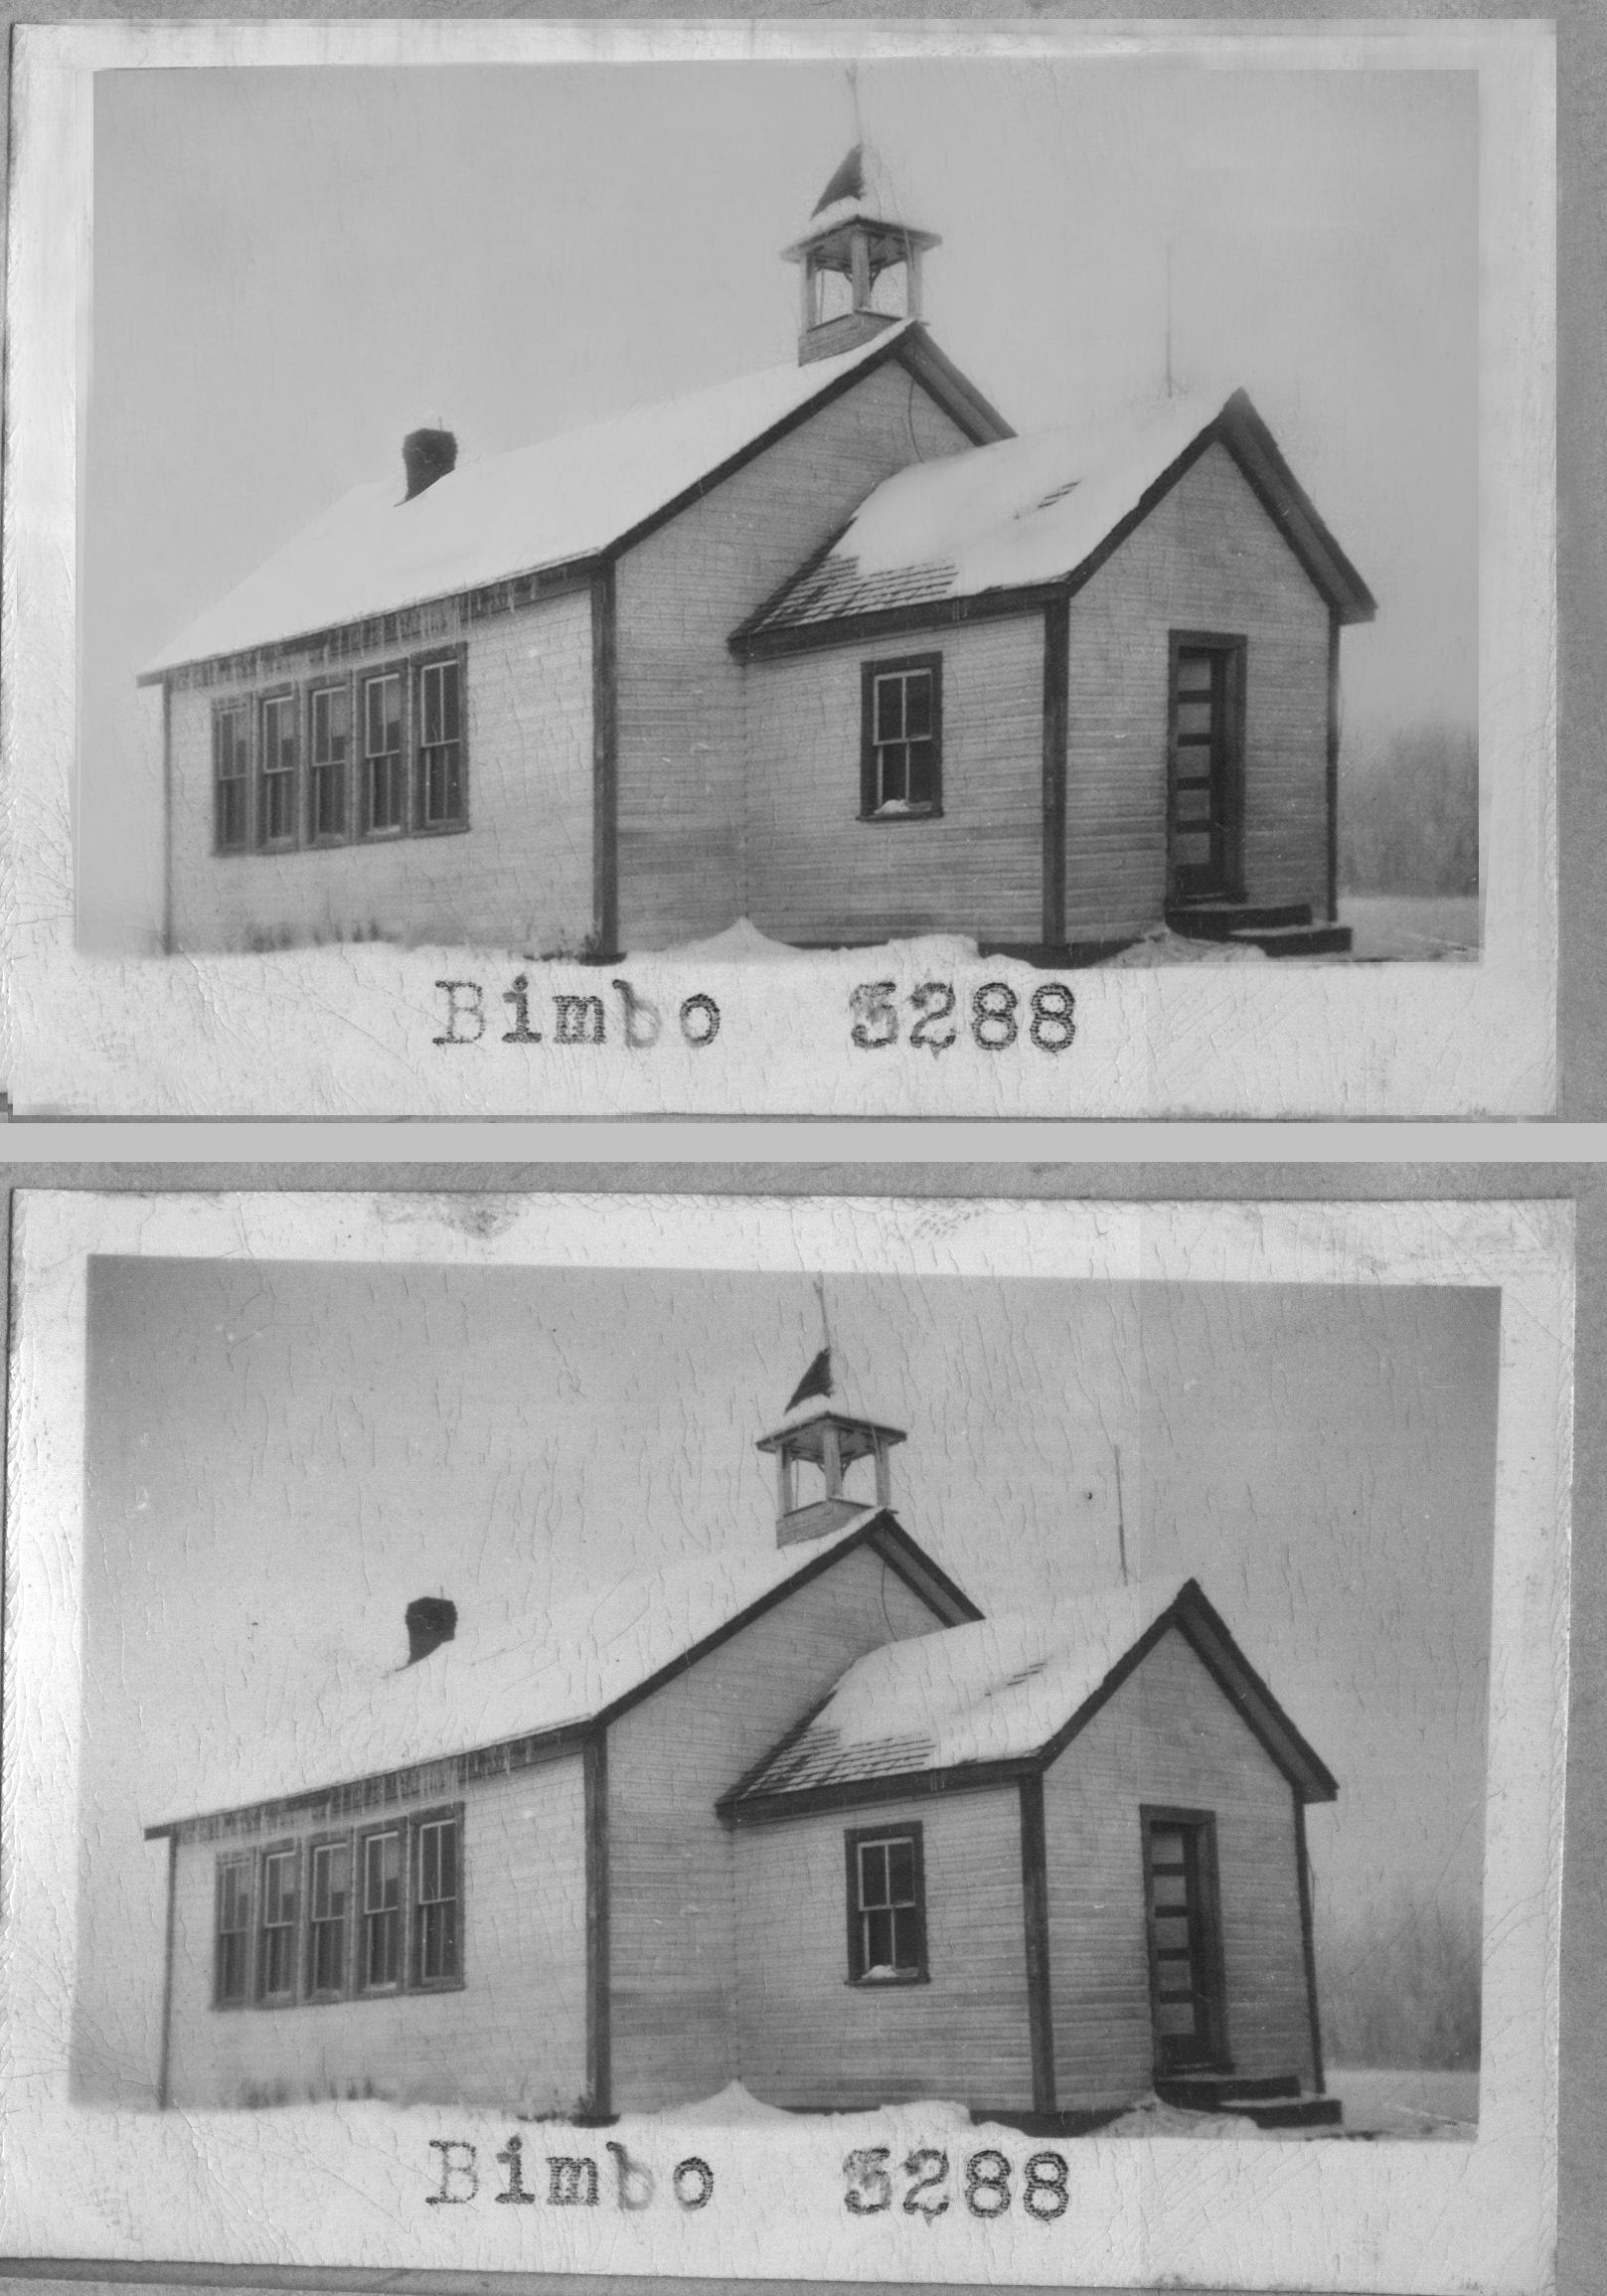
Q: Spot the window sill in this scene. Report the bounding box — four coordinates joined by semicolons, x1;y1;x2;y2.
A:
858;807;943;826
412;818;471;838
846;1971;930;1988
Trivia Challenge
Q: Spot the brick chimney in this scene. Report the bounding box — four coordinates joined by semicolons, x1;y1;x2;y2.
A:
405;1595;457;1664
402;427;458;500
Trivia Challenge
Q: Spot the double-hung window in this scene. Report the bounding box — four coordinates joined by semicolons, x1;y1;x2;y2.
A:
258;694;297;848
413;1813;461;1986
361;1827;403;1990
215;1856;252;2006
308;1839;350;1996
363;672;406;836
861;655;942;819
417;657;465;829
257;1846;299;2003
846;1824;927;1983
214;704;251;854
309;685;351;842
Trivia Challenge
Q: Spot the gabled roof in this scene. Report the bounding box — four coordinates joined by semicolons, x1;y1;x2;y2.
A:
720;1576;1338;1823
731;387;1375;659
141;324;1010;681
144;1510;980;1839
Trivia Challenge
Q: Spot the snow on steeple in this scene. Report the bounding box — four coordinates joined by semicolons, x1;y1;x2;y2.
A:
781;142;941;366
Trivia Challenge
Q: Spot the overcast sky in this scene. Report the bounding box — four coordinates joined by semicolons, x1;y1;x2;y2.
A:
76;1257;1498;2104
80;60;1478;949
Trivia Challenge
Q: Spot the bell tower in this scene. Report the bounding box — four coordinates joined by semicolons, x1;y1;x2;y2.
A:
757;1398;906;1547
781;143;940;367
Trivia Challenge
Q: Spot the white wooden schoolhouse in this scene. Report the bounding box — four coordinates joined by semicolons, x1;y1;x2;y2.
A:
146;1366;1341;2130
142;149;1374;962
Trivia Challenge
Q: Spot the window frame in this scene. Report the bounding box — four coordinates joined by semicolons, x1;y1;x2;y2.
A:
859;652;944;824
304;1828;355;2003
359;661;412;842
213;1852;255;2010
410;1802;466;1992
212;698;253;858
844;1820;929;1987
306;677;355;848
411;645;470;835
254;1838;301;2008
255;685;301;853
356;1819;407;1996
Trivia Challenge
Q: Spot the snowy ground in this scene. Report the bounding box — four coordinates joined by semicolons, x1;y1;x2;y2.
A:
1323;2065;1480;2139
1338;894;1481;960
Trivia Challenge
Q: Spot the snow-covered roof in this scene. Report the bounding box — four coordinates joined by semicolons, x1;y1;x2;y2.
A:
738;387;1375;646
142;325;923;678
149;1514;885;1832
726;1575;1339;1807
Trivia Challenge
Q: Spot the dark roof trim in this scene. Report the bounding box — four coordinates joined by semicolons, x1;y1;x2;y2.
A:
722;1577;1337;1824
731;582;1057;663
140;1718;594;1844
604;325;1013;571
721;1753;1036;1828
732;390;1375;661
145;1514;978;1841
138;557;599;691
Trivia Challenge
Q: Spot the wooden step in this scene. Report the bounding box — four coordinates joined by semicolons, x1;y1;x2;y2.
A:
1227;922;1353;957
1166;902;1314;939
1227;2095;1345;2131
1157;2072;1301;2110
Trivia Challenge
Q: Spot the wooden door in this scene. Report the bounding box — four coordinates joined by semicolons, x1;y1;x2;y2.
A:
1167;635;1245;905
1141;1807;1229;2073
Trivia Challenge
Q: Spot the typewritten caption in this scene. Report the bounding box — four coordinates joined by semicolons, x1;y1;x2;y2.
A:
431;976;1077;1057
426;2135;1078;2222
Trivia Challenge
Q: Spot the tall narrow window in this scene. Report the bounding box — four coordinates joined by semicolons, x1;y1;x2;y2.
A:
258;694;297;848
257;1846;298;2003
413;1813;461;1985
215;1856;252;2006
861;655;942;818
362;1828;402;1989
417;658;464;828
846;1825;927;1982
308;685;351;842
363;672;405;835
214;703;250;854
308;1839;350;1997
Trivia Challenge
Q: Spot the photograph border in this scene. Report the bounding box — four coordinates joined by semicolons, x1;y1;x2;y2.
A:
0;1186;1572;2294
0;16;1557;1117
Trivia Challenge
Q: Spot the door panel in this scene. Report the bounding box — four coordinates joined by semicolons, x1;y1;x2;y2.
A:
1168;637;1244;905
1142;1809;1229;2073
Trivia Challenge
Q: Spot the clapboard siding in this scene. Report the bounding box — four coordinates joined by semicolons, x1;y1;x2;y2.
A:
731;1786;1033;2110
164;1750;587;2111
745;613;1045;945
1062;442;1331;939
613;364;973;947
605;1544;949;2111
167;588;593;953
1041;1625;1314;2110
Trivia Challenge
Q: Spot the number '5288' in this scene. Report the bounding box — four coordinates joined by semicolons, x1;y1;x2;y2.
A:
841;2144;1070;2221
849;979;1076;1055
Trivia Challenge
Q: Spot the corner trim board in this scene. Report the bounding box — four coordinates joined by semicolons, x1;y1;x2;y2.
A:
1041;596;1069;950
1326;607;1342;924
584;1729;611;2117
591;563;619;955
1294;1793;1326;2094
157;1829;178;2109
1019;1773;1056;2114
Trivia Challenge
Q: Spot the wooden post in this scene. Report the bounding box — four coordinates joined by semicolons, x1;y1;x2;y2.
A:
584;1732;612;2118
157;1829;178;2110
906;248;923;321
1294;1793;1326;2094
1326;608;1342;924
850;230;872;312
1041;596;1070;955
591;563;619;958
1019;1774;1056;2116
775;1449;793;1521
799;257;816;341
874;1439;891;1511
821;1420;842;1501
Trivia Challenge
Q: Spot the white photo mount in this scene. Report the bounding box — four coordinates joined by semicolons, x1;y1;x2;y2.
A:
0;1188;1571;2293
0;20;1556;1116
